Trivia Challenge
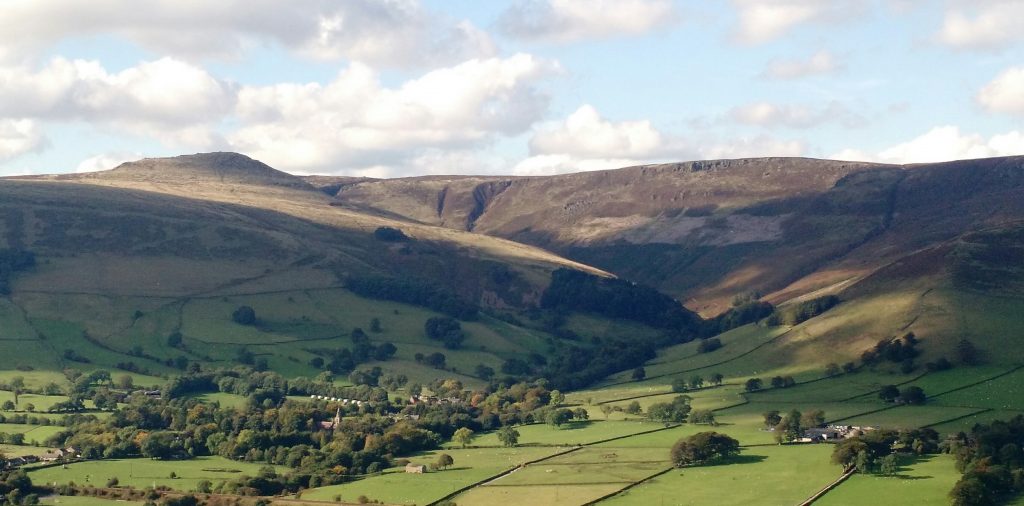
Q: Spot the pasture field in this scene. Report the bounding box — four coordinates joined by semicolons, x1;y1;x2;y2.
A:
30;456;288;491
0;443;56;456
0;423;66;443
816;454;960;506
44;497;143;506
599;444;837;506
456;420;666;448
300;446;563;505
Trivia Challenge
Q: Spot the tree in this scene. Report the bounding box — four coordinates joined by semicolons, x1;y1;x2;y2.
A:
11;377;24;406
688;375;704;390
23;403;34;413
549;390;565;407
547;408;573;428
879;453;899;476
1;401;13;411
648;396;691;426
435;453;454;470
842;362;857;373
626;401;642;415
631;367;646;381
745;378;763;392
424;317;465;349
709;373;724;386
825;363;841;377
899;386;926;405
474;364;495;380
670;432;740;467
800;409;825;428
671;377;688;392
949;477;990;506
452;427;474;448
369;318;382;333
599;405;613;420
117;375;134;390
762;410;782;429
690;409;717;425
831;438;869;471
232;306;256;325
497;426;520;447
773;410;803;444
878;385;900;402
955;339;980;365
573;407;589;421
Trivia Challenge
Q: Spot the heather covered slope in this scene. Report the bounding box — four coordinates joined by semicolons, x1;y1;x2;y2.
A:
333;156;1024;314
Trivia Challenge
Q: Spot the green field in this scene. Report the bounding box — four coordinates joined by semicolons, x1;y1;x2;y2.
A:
30;456;288;491
43;497;143;506
599;445;837;506
816;454;960;506
300;446;563;504
458;420;666;448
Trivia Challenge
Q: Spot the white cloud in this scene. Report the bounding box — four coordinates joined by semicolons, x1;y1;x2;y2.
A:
529;105;665;158
729;101;865;129
498;0;675;42
75;151;143;173
760;50;841;79
730;0;860;44
228;54;558;173
0;119;45;162
978;67;1024;116
0;57;233;146
0;0;495;67
938;1;1024;50
513;104;807;175
831;126;1024;164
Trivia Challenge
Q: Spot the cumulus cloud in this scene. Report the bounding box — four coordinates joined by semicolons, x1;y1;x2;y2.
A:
938;1;1024;50
978;67;1024;116
513;104;806;175
498;0;675;42
729;101;865;129
228;54;558;173
0;57;233;146
831;126;1024;164
0;119;46;162
0;0;495;67
529;105;665;158
760;50;841;79
730;0;861;44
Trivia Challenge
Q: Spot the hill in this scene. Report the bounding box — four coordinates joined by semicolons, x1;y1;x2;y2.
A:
0;153;700;392
333;156;1024;315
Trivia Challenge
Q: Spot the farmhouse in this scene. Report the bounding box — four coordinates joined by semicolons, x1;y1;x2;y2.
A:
405;463;427;474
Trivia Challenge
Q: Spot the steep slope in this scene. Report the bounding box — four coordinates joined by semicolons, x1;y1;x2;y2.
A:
334;156;1024;314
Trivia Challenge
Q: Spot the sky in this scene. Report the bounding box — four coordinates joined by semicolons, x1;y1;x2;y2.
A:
0;0;1022;178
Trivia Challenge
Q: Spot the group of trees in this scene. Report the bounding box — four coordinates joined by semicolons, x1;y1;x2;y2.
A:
672;373;723;392
540;268;704;333
0;470;37;505
424;317;466;350
861;333;921;372
306;329;397;375
766;295;840;326
947;415;1024;506
744;375;795;392
878;385;926;405
831;428;940;475
764;409;825;443
346;276;478;320
670;432;740;467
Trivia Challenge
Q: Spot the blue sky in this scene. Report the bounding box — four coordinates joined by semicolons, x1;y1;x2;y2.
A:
0;0;1021;177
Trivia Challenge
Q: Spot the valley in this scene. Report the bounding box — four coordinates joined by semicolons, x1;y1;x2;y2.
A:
0;153;1023;505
